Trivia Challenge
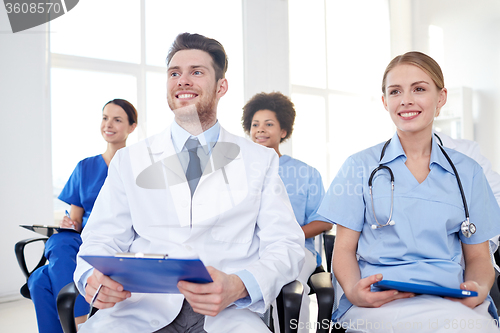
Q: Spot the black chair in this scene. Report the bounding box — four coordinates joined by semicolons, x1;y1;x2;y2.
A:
57;280;304;333
14;237;49;299
489;247;500;316
56;282;80;333
301;229;335;333
322;229;335;274
276;280;305;333
308;272;335;333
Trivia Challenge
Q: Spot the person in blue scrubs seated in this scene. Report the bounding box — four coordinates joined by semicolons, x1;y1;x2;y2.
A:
242;91;333;330
28;99;138;333
317;52;500;333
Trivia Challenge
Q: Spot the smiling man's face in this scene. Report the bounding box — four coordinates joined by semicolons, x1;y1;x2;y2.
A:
167;49;226;125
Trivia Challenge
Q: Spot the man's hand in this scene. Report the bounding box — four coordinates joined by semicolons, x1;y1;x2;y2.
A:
346;274;414;308
177;266;249;317
85;269;131;309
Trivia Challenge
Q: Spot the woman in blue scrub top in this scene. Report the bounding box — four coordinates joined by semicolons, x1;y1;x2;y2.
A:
242;91;333;330
318;52;500;332
28;99;138;333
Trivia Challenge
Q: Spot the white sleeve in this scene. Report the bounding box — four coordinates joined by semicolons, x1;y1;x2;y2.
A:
74;150;135;295
461;141;500;206
454;139;500;253
244;151;305;312
438;131;500;253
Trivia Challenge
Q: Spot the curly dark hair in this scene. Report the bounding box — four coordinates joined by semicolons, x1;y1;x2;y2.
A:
242;92;295;143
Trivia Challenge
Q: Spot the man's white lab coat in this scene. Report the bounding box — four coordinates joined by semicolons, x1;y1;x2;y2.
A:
74;126;305;332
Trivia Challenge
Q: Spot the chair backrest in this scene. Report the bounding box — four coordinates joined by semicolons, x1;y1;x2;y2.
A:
14;237;49;299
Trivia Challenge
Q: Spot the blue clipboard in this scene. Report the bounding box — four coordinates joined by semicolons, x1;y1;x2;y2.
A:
373;280;478;298
81;254;213;294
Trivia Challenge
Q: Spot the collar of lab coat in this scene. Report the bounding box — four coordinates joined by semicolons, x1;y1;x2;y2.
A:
146;125;241;185
149;125;234;155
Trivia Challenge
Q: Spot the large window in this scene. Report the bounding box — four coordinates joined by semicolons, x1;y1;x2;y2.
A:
288;0;394;185
50;0;243;216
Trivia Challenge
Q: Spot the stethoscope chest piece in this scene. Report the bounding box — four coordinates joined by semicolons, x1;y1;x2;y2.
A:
461;218;476;238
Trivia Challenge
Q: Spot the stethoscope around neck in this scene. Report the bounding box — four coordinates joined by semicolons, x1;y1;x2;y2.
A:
368;133;476;238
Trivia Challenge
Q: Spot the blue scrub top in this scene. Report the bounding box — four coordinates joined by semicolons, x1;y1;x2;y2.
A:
279;155;330;267
58;154;108;228
318;132;500;319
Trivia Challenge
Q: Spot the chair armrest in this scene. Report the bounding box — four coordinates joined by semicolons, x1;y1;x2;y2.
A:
323;230;336;273
15;237;48;279
57;282;80;333
276;280;303;333
309;272;335;333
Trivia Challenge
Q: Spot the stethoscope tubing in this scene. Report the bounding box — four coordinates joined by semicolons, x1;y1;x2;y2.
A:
369;134;471;233
436;144;469;218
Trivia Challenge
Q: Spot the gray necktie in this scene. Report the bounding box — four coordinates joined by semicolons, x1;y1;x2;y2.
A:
185;138;202;196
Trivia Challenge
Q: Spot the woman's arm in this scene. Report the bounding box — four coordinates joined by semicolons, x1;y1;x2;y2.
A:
333;224;414;308
302;220;333;239
60;204;84;232
449;241;494;308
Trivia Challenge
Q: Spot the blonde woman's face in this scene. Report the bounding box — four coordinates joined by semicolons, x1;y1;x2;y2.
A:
382;64;447;135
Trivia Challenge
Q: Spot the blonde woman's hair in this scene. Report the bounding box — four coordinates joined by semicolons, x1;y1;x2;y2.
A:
382;51;444;94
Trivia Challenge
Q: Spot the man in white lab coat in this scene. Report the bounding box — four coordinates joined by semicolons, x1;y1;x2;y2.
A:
74;33;305;333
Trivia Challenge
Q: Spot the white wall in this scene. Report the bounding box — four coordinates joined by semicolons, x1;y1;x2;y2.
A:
411;0;500;171
242;0;292;155
0;0;293;299
0;7;52;299
1;0;499;300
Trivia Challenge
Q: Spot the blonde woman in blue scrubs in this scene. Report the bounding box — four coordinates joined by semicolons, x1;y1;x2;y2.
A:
318;52;500;332
242;91;333;331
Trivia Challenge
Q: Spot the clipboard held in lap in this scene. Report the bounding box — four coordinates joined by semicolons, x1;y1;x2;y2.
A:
81;253;213;294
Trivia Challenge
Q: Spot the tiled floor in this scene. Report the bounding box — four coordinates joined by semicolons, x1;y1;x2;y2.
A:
0;296;37;333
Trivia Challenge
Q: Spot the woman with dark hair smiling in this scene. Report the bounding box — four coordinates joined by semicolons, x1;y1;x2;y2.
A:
242;91;333;330
28;99;138;333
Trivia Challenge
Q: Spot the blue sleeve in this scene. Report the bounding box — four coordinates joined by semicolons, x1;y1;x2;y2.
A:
317;156;366;231
461;165;500;245
58;161;83;207
304;167;329;224
233;270;263;308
